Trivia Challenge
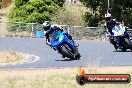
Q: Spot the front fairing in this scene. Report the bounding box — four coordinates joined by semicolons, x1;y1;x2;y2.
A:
62;35;75;49
50;31;64;47
112;24;126;36
50;31;75;50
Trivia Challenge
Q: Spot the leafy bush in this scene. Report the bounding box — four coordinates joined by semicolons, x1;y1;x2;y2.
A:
0;0;2;9
8;0;63;23
110;0;132;28
83;12;100;27
8;0;64;31
80;0;132;28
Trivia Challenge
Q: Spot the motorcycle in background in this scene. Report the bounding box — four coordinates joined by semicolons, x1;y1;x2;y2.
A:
107;24;132;51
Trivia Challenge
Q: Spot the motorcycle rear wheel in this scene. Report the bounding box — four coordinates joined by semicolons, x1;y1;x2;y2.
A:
124;38;132;51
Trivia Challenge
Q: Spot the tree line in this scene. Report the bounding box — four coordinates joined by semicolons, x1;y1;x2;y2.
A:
80;0;132;28
8;0;132;28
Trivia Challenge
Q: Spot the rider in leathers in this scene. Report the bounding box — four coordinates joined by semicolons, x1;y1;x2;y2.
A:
104;13;130;50
43;21;73;58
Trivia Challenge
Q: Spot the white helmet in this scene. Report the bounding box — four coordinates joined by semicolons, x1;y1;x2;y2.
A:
42;21;51;31
105;13;112;22
105;13;111;18
43;21;51;27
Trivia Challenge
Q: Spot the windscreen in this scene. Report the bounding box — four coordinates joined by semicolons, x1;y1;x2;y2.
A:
50;31;60;40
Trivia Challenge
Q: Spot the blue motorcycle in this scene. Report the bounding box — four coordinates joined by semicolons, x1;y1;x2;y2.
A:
49;30;81;60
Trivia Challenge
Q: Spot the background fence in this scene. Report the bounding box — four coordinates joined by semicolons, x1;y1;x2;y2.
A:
0;21;131;40
127;29;132;38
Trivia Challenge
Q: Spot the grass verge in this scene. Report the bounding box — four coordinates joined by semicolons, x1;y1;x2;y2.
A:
0;66;131;88
0;50;23;63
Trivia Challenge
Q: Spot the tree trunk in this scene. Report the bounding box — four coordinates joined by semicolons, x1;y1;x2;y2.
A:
2;0;11;8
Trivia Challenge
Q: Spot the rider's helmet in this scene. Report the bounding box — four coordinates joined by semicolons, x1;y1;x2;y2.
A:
105;12;112;22
111;18;117;25
42;21;51;31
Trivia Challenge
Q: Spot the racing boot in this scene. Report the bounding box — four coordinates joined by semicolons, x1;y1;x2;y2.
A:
53;47;57;51
75;43;79;47
114;44;118;51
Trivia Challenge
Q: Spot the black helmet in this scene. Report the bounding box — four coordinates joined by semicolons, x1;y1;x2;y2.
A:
42;21;51;31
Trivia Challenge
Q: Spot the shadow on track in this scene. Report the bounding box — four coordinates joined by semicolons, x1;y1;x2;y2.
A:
113;50;132;52
55;58;80;61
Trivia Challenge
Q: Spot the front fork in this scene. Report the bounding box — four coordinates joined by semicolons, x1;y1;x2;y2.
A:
114;37;127;49
114;37;122;46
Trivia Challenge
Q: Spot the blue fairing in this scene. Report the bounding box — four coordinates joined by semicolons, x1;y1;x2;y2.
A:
50;31;75;49
111;32;114;35
124;31;129;36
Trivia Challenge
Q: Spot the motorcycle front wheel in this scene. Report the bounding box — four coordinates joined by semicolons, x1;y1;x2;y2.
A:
60;43;80;60
61;43;75;60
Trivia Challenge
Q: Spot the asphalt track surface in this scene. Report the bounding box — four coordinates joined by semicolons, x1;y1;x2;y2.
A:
0;37;132;69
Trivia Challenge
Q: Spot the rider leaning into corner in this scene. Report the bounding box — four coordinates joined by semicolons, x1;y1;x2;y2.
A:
104;12;130;50
42;21;74;58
